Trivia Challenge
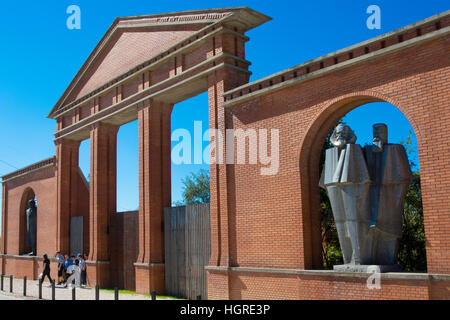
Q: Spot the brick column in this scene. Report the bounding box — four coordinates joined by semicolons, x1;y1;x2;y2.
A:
87;122;118;288
1;182;7;255
55;138;81;255
206;66;250;299
1;182;7;275
135;99;173;295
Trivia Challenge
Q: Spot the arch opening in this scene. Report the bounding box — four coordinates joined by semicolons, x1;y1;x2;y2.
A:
19;187;37;256
171;91;210;206
301;96;426;272
117;120;139;213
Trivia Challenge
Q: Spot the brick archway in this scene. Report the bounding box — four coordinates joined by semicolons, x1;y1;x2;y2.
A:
19;187;36;255
206;10;449;299
298;91;422;269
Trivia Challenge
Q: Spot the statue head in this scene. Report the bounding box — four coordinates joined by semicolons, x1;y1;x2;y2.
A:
28;199;36;209
330;123;357;149
372;123;388;152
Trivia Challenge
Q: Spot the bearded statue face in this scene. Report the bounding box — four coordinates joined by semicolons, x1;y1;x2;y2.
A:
372;123;388;152
330;124;357;148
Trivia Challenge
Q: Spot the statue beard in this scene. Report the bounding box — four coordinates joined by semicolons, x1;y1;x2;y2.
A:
373;138;385;152
333;138;347;149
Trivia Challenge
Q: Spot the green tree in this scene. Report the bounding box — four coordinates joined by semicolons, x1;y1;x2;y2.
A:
397;171;426;271
175;169;210;206
319;121;344;268
398;131;426;271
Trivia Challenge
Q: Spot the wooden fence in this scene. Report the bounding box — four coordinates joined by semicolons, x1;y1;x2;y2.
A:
164;204;211;300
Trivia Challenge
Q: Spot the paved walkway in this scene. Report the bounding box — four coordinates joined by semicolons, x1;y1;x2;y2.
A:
0;277;172;300
0;292;31;300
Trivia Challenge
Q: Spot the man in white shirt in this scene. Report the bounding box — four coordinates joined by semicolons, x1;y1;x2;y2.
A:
64;260;81;288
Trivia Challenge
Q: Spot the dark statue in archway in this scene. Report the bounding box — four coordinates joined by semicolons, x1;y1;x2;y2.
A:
26;199;37;256
320;123;412;271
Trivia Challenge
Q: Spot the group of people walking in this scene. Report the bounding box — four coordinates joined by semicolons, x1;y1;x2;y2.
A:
39;252;88;288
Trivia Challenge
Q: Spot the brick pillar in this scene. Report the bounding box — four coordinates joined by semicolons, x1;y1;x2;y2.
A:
1;182;7;277
86;122;118;288
1;182;7;255
206;66;250;299
135;99;173;295
55;138;81;255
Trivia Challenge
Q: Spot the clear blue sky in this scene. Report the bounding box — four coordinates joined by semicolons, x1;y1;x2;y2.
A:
0;1;447;224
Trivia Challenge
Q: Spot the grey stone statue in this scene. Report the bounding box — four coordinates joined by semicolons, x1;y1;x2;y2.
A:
26;199;37;256
364;123;412;265
320;123;412;271
319;124;372;265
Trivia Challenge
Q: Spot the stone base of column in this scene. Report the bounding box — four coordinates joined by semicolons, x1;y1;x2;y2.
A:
86;260;111;288
0;254;39;280
134;262;165;295
0;254;4;275
205;266;230;300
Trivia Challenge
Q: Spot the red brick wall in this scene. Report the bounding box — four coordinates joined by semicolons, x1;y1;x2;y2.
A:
1;255;61;281
55;27;249;137
429;278;450;299
3;256;36;279
68;24;205;102
1;164;89;262
207;32;450;298
4;166;57;256
206;268;450;300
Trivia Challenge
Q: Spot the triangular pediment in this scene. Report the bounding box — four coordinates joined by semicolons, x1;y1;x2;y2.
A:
68;25;203;102
48;7;271;118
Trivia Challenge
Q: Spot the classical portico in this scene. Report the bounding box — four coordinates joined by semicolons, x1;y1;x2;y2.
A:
46;7;270;292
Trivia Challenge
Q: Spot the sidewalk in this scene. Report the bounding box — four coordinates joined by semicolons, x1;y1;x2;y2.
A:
0;277;174;300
